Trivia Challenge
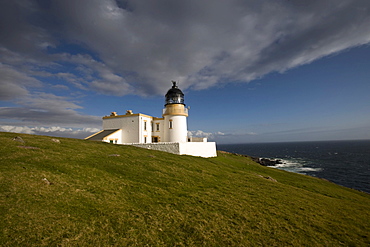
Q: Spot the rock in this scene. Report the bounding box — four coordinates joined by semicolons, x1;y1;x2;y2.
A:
265;176;277;182
108;154;120;157
250;156;260;163
258;158;283;166
17;146;39;149
42;178;52;185
257;175;277;182
219;151;283;167
12;136;25;143
51;138;61;144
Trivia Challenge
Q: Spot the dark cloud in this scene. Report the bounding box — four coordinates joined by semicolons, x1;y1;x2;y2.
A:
0;63;41;100
0;1;55;56
2;0;370;93
1;0;370;133
47;0;370;93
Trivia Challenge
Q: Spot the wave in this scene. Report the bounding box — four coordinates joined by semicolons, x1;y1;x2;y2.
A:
266;157;322;174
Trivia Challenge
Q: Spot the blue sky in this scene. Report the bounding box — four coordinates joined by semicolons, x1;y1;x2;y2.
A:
1;0;370;144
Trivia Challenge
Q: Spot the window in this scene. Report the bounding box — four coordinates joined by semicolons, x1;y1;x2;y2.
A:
169;120;173;129
144;121;147;131
151;121;153;131
144;137;147;143
156;123;160;131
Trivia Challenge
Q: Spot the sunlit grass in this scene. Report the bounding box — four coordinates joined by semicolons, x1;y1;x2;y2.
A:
1;132;369;246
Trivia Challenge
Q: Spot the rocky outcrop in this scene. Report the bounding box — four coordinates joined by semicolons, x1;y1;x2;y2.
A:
51;138;61;144
42;177;53;185
257;158;283;166
219;150;283;167
258;174;278;182
12;136;25;143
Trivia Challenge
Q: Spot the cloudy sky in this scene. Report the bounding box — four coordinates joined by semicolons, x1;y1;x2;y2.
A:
1;0;370;143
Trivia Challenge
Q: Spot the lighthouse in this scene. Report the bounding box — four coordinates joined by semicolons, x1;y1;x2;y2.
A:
86;81;216;157
163;81;188;143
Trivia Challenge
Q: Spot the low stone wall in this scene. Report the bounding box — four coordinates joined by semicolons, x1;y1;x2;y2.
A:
122;142;217;158
128;142;181;155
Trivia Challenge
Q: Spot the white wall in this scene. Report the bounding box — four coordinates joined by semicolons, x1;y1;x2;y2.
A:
178;142;217;158
103;116;140;143
139;115;153;143
152;119;164;143
125;142;217;158
163;115;187;143
102;130;122;144
188;137;207;142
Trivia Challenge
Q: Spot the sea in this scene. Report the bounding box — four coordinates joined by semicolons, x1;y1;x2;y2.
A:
217;140;370;194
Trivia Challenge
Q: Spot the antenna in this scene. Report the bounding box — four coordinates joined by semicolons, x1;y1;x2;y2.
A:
171;80;177;88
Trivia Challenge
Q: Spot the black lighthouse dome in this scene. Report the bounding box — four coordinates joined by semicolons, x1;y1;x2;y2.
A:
165;81;185;106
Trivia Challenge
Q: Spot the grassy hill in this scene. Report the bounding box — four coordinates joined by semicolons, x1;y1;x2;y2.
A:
1;132;369;246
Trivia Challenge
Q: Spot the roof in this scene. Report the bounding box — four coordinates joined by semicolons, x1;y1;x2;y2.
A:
165;81;185;106
165;81;184;97
85;129;120;141
102;113;153;119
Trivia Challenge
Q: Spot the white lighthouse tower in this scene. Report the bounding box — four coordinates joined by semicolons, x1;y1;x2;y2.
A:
163;81;188;143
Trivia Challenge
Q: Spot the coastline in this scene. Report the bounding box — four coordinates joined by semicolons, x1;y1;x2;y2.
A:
217;140;370;194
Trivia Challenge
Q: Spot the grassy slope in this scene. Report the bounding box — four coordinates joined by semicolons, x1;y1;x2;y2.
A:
1;132;369;246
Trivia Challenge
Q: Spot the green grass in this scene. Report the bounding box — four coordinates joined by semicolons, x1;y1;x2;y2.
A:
1;132;369;246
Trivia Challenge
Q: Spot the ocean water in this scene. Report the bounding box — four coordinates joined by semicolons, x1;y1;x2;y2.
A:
217;140;370;194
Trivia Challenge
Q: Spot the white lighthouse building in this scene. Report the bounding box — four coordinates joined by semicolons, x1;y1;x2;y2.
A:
163;81;188;143
85;81;217;157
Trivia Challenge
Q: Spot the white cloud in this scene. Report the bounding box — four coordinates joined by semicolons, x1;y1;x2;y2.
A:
0;125;101;139
188;130;226;140
0;125;35;135
51;84;69;90
188;129;259;143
